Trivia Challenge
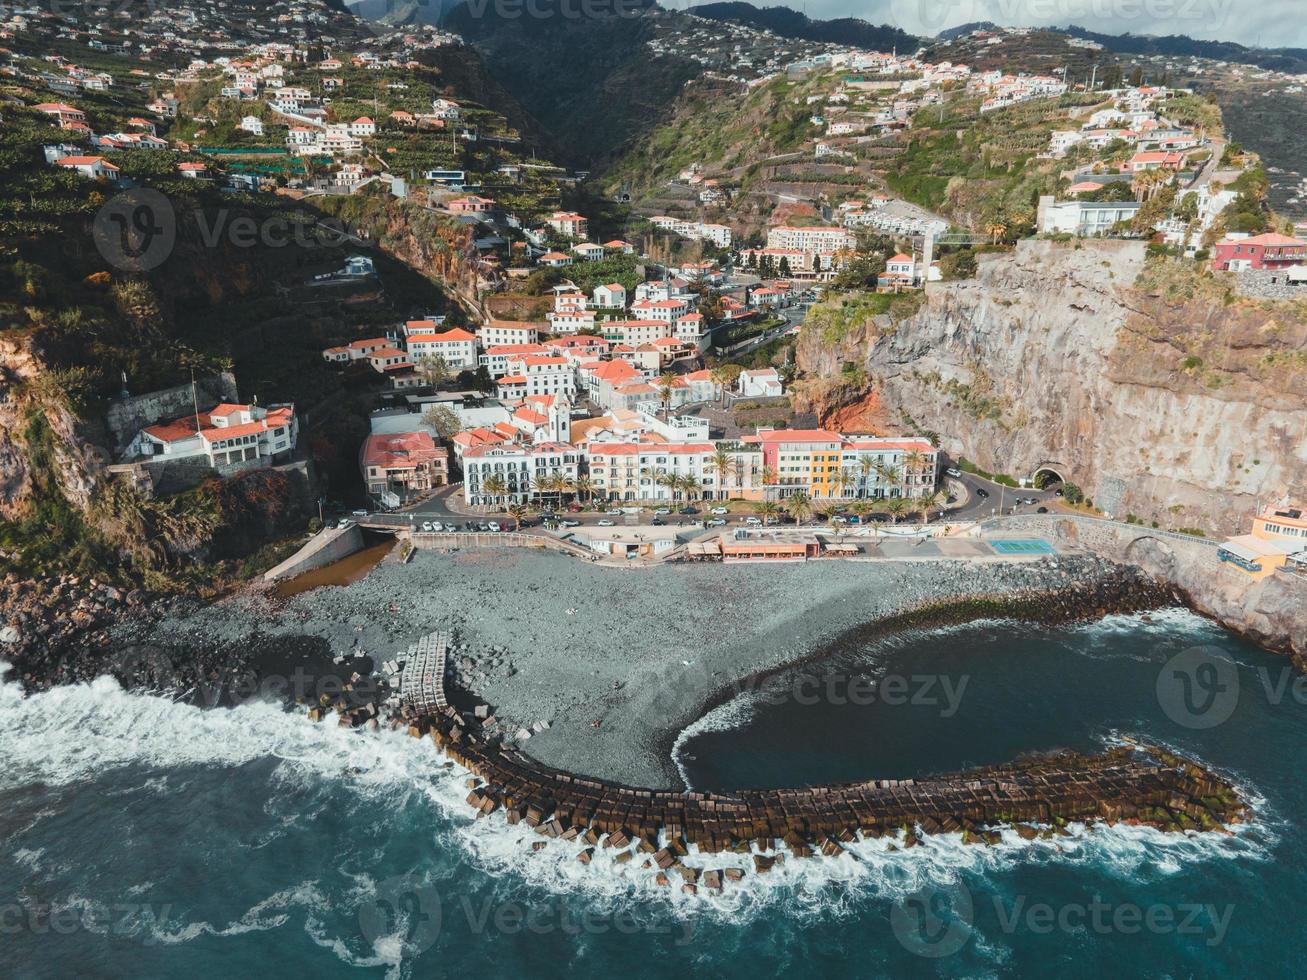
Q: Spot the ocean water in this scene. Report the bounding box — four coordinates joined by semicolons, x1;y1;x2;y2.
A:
1;609;1301;978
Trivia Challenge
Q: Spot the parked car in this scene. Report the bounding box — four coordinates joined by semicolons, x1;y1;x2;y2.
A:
560;519;580;528
351;509;368;518
710;506;729;515
476;522;490;532
975;488;990;498
487;521;501;532
337;519;355;530
1055;489;1064;497
420;521;434;532
945;467;963;478
744;516;763;526
654;508;671;515
464;521;476;531
679;507;699;515
651;518;667;526
596;519;616;527
1037;506;1049;514
706;518;727;527
844;515;862;525
539;512;559;522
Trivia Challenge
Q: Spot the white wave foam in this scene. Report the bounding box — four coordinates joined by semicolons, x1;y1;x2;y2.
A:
0;662;1265;929
670;688;765;791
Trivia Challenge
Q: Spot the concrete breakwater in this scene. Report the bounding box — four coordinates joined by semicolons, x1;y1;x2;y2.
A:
417;716;1244;870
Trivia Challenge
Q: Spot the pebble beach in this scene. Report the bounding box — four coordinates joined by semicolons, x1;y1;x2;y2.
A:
109;547;1158;788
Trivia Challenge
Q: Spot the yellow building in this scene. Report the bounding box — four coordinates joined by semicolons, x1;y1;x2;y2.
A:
1219;505;1307;579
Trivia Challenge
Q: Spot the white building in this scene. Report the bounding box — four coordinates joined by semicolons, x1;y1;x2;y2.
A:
463;442;579;506
406;327;478;370
128;403;297;468
1037;196;1142;237
737;368;784;398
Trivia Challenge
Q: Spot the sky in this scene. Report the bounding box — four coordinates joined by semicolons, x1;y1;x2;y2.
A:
782;0;1306;49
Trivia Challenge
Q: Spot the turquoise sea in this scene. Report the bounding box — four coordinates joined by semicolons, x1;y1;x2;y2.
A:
1;609;1298;978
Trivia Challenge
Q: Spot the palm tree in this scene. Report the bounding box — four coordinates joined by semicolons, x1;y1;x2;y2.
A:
786;490;813;525
858;456;876;498
757;500;781;526
987;222;1007;245
711;447;734;500
656;471;679;503
874;461;901;499
480;474;508;511
507;502;528;530
834;468;857;500
884;496;910;524
761;465;778;488
902;452;928;496
572;475;594;505
918;489;946;526
679;473;702;502
710;365;735;407
655;372;678;418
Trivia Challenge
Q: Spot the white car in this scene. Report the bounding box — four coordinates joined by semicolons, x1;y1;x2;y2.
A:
744;516;763;526
654;508;671;515
420;521;435;532
487;521;501;532
945;467;963;479
351;509;368;518
710;506;729;515
596;519;616;526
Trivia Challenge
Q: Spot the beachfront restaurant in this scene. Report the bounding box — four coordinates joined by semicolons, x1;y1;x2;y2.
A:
720;530;821;562
1216;535;1305;580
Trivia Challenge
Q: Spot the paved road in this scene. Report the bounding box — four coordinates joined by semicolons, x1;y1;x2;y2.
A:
947;472;1061;521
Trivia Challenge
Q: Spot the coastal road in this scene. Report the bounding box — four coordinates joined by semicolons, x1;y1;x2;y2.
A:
946;473;1061;521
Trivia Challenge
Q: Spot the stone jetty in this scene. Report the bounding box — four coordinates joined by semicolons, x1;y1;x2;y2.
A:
411;709;1245;850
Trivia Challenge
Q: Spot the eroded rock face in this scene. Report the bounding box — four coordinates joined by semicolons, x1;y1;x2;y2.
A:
800;240;1307;536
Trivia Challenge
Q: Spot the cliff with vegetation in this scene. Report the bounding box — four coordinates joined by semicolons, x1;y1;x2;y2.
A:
796;240;1307;536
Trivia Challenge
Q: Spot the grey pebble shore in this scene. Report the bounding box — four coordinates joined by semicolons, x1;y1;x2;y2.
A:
113;548;1129;788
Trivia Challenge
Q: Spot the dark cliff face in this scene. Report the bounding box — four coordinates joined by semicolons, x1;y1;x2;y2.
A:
796;241;1307;536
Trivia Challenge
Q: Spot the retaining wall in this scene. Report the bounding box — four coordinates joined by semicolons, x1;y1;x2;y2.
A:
263;524;365;582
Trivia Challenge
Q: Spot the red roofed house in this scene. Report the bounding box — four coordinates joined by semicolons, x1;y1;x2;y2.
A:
405;327;477;370
322;337;392;364
545;211;588;238
360;431;448;500
348;116;376;137
1211;233;1307;272
538;250;572;268
57;156;119;180
1120;150;1186;173
446;194;495;214
129;403;297;470
462;442;579;507
35;103;85;127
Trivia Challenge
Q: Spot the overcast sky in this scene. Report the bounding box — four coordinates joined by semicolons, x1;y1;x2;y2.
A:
780;0;1305;49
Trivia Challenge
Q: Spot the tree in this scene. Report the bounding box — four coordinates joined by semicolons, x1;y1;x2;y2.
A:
757;500;781;525
480;474;508;510
777;255;791;277
422;404;462;440
1063;482;1084;505
655;372;678;418
786;490;812;525
572;475;594;505
987;222;1007;245
417;353;449;386
918;490;946;526
711;447;734;499
884;496;910;523
902;451;928;494
834;468;857;499
507;502;528;530
875;461;902;498
679;474;702;501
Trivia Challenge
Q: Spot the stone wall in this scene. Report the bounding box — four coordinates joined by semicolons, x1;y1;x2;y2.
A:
986;514;1307;658
105;372;239;453
263;524;365;582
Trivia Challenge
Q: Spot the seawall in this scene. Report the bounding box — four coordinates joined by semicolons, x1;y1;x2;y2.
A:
980;515;1307;661
263;524;366;583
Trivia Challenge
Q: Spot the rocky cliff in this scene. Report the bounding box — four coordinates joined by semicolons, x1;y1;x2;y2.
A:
799;241;1307;535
